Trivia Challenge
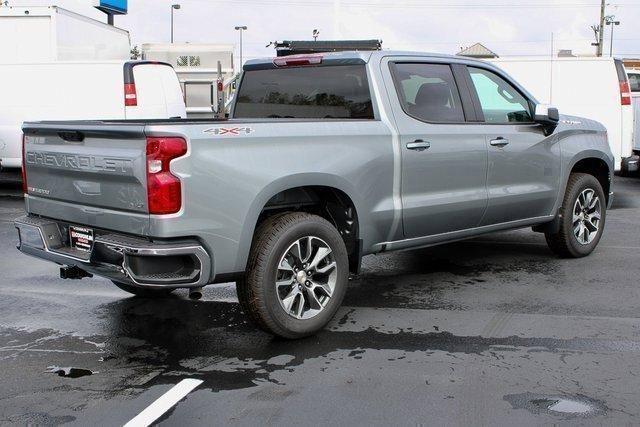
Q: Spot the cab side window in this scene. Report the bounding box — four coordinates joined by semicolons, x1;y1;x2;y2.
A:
391;63;465;123
468;67;532;124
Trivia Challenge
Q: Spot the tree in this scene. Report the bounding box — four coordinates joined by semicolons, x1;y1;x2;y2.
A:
130;45;140;60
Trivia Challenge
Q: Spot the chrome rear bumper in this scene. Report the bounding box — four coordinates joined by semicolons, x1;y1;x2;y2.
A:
15;215;211;289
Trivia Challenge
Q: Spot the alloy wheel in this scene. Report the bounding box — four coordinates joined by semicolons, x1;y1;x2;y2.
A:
275;236;338;320
572;188;601;245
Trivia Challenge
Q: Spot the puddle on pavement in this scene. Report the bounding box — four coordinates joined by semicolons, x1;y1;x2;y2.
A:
505;392;607;418
46;366;94;378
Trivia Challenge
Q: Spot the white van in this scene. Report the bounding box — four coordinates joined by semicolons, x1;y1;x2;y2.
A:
487;56;633;170
0;60;186;169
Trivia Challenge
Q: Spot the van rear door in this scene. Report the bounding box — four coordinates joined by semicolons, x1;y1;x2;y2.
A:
124;62;186;120
22;122;150;235
615;59;634;163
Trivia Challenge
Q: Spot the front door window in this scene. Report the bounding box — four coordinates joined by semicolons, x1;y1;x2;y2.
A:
468;67;532;124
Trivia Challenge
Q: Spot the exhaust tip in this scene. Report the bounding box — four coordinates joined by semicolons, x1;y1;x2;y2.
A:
188;287;203;300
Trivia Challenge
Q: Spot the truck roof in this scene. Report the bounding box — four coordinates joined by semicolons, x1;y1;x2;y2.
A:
243;50;494;70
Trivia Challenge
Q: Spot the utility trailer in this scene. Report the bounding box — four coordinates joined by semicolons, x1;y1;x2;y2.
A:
141;43;236;118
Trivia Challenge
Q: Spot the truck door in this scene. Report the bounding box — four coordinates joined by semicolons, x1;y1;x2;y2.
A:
464;66;560;225
382;59;488;238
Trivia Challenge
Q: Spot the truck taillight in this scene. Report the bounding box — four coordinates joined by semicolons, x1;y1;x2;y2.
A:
146;137;187;215
620;81;632;106
21;134;27;194
124;83;138;106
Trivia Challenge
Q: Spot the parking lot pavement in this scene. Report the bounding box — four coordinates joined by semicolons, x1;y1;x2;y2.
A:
2;177;640;426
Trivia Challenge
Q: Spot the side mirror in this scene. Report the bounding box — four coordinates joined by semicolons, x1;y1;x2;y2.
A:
534;104;560;136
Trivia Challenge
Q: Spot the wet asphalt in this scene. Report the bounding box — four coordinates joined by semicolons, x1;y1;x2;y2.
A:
2;173;640;426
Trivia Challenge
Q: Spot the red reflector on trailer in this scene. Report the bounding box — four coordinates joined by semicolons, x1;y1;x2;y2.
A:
273;54;323;67
124;83;137;106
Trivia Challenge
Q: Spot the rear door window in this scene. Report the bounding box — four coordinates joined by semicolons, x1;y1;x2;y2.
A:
390;63;465;123
467;67;532;124
234;65;374;119
629;73;640;93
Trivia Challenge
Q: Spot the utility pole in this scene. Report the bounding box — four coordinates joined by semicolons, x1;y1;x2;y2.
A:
597;0;606;56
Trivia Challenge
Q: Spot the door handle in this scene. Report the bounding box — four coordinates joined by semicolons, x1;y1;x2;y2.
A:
406;140;431;151
490;137;509;147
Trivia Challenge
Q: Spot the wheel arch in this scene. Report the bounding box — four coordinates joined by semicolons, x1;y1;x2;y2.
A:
535;152;612;235
234;173;365;274
567;154;612;206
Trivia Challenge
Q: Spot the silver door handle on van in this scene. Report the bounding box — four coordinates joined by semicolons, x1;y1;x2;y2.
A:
406;140;431;151
490;137;509;147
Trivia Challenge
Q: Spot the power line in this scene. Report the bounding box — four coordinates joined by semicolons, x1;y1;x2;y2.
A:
241;37;640;46
186;0;640;9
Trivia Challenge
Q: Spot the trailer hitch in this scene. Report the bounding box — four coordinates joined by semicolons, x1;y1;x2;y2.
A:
60;266;93;280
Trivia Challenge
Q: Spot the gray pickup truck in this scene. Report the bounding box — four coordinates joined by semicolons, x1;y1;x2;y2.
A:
16;51;613;338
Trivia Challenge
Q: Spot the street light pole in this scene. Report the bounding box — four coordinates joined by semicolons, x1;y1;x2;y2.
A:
234;26;247;69
606;16;620;57
171;4;181;44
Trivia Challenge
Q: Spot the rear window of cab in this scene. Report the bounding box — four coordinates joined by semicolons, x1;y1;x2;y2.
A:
234;65;374;119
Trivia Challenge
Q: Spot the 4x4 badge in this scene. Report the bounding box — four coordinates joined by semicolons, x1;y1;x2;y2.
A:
203;126;254;136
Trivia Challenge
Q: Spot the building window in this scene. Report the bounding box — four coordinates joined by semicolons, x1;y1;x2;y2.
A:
177;55;201;67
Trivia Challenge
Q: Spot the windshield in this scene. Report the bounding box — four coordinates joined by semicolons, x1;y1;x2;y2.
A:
233;65;374;119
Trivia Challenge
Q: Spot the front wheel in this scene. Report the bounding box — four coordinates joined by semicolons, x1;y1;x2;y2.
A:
545;173;606;258
236;212;349;339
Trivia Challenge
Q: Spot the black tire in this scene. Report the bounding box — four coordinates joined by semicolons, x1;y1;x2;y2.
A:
111;280;174;298
237;212;349;339
620;158;631;177
545;173;606;258
620;156;639;178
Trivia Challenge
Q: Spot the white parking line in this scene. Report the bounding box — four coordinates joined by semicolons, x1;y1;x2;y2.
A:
124;378;203;427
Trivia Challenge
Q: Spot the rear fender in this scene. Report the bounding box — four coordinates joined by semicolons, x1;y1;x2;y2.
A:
234;173;363;272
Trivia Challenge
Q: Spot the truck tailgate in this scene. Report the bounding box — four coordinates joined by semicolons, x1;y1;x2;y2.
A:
22;122;150;235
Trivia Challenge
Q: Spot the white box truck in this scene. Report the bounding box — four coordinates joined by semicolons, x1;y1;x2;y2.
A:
487;56;633;171
0;61;186;169
0;6;130;63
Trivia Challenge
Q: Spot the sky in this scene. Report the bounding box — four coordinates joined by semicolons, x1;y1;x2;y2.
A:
12;0;640;64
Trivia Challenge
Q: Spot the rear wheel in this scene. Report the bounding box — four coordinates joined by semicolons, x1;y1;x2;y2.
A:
111;280;174;298
237;212;349;339
545;173;606;258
